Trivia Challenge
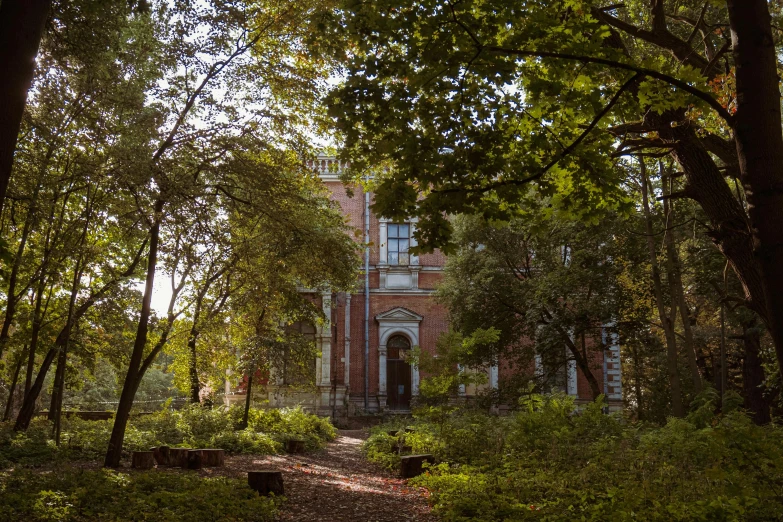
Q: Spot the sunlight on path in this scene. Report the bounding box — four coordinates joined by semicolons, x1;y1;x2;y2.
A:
266;429;437;521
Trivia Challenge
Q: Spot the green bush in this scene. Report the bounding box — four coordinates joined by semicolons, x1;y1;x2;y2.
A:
0;467;279;521
0;405;334;468
365;394;783;522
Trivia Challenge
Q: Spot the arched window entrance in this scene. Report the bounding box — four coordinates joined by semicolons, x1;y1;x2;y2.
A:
386;334;412;410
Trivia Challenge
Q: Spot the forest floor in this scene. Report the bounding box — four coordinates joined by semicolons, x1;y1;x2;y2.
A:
201;429;438;522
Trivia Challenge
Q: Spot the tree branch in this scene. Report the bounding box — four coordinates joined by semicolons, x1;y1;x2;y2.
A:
485;46;732;123
437;72;642;194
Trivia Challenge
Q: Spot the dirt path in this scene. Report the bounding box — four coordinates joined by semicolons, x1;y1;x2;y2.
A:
212;430;437;522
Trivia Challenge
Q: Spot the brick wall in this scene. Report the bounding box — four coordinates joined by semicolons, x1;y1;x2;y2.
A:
318;178;616;409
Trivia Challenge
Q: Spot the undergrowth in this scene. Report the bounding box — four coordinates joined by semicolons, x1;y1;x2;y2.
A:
365;392;783;521
0;468;280;521
0;405;335;468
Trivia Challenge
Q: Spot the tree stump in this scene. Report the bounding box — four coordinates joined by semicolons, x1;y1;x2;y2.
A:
199;449;225;467
400;454;434;478
187;450;203;470
151;445;170;466
284;439;305;454
169;448;191;468
131;451;155;470
248;471;284;496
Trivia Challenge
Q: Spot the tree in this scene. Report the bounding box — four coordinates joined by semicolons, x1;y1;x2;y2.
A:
0;0;53;216
324;0;783;377
103;0;354;467
437;209;634;402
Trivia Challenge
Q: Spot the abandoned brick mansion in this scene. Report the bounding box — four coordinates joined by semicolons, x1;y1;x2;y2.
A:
227;156;623;416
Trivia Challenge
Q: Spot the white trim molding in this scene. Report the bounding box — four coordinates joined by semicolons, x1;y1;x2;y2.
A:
375;307;423;410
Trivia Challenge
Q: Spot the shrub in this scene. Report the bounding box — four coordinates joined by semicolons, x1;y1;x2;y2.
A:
0;405;334;468
0;467;279;521
366;394;783;522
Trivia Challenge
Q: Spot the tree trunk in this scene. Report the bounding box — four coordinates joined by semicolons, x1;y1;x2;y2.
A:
240;362;255;429
50;258;86;443
640;161;685;416
662;178;702;391
0;179;40;360
3;346;26;421
188;298;203;404
104;199;164;468
49;199;91;437
23;279;47;400
740;317;770;425
726;0;783;379
0;0;53;216
651;113;767;324
561;328;601;399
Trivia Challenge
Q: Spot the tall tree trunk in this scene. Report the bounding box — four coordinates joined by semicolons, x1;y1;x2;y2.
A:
241;362;255;430
739;317;770;425
0;0;52;216
188;298;203;404
630;342;644;421
3;346;26;421
662;179;702;391
104;199;164;468
49;194;91;430
23;279;47;400
640;161;685;417
0;179;41;360
541;308;601;398
726;0;783;378
562;328;601;399
49;262;86;440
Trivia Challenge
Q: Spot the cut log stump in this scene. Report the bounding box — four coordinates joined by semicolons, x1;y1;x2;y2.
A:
284;439;305;454
151;446;170;466
400;454;434;478
169;448;190;468
131;451;155;470
248;471;284;496
199;449;225;467
187;450;203;470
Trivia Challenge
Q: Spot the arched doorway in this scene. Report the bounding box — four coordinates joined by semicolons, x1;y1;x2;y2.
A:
386;334;412;410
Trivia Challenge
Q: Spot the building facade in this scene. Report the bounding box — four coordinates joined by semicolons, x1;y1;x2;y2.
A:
234;156;622;415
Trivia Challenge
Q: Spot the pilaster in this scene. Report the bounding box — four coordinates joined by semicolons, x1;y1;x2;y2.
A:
344;293;351;387
318;290;332;387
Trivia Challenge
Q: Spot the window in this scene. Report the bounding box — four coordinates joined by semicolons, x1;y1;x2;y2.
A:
387;334;411;359
282;321;317;385
387;223;410;265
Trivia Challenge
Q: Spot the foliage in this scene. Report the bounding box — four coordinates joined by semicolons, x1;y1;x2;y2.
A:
0;406;334;468
0;467;279;522
365;394;783;521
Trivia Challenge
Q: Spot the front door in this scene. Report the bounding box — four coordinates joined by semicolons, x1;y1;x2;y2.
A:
386;335;412;410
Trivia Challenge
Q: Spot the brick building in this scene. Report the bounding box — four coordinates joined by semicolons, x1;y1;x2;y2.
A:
250;156;622;415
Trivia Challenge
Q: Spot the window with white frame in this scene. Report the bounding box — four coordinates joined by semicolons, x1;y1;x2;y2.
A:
387;223;411;265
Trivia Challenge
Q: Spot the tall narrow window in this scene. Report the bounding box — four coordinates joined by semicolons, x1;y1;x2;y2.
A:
387;223;410;265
